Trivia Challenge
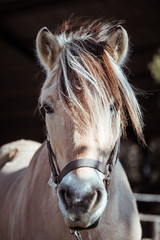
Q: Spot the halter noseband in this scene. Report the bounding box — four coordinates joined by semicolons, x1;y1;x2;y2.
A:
46;133;120;187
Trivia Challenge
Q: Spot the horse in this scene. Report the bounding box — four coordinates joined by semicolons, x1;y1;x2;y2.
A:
0;17;144;240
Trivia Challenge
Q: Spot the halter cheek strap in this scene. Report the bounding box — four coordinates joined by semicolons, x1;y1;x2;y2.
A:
47;134;59;185
46;133;120;187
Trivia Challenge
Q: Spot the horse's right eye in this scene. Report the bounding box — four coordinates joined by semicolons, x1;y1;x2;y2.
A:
43;103;54;115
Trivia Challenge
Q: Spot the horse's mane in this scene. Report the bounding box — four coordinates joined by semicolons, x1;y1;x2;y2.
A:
47;17;145;143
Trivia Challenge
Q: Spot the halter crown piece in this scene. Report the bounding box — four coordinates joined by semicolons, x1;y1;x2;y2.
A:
46;133;120;188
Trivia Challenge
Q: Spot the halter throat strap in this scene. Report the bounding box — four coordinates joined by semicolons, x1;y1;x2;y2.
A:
47;133;120;186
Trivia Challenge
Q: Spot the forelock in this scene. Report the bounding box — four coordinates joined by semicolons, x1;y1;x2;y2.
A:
56;17;123;44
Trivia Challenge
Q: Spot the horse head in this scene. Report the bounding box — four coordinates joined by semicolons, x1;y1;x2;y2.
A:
36;18;144;230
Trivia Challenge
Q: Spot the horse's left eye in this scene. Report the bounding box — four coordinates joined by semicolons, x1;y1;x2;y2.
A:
43;103;54;115
110;104;115;113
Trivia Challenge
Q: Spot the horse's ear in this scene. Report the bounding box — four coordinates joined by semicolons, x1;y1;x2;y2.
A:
106;26;128;65
36;27;62;71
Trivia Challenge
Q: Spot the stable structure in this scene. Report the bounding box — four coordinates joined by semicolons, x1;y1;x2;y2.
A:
135;193;160;240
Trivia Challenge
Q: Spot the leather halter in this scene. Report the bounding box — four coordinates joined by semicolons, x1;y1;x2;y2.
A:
46;133;120;187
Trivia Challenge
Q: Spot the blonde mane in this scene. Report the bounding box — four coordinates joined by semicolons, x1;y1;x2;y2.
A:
41;18;144;143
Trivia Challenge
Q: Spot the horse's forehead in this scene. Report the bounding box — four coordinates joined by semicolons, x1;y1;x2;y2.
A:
43;73;57;90
41;74;58;100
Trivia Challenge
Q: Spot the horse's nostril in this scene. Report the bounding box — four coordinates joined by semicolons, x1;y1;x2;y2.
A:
97;189;102;202
86;189;102;211
59;189;68;209
58;186;74;210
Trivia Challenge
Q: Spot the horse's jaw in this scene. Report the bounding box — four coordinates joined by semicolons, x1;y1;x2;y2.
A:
69;217;100;231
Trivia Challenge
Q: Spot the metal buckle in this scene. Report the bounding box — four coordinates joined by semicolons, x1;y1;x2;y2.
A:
48;172;57;188
69;229;82;240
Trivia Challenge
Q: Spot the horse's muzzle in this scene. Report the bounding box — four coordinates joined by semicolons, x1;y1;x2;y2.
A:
57;169;107;229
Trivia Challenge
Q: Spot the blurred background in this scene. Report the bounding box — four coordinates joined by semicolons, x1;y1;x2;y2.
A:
0;0;160;238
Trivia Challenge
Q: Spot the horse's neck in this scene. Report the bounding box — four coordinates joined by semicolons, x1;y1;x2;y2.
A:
22;142;54;205
9;142;60;239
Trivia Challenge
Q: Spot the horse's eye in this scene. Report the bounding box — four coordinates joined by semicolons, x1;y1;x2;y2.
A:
43;103;54;115
110;104;115;113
